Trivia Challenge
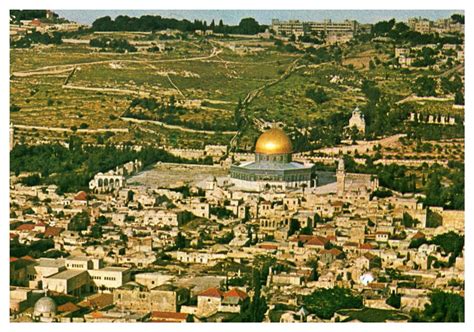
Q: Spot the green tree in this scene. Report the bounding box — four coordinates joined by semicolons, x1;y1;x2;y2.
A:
68;211;90;231
176;232;186;249
91;224;103;238
413;76;437;97
454;91;464;105
303;287;363;319
421;291;464;322
242;268;267;322
237;17;261;35
386;293;401;309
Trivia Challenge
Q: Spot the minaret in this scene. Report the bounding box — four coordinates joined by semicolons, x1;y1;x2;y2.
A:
336;157;345;197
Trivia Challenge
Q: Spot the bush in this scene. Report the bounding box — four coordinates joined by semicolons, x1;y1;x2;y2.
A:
21;174;41;186
305;87;330;104
303;287;363;319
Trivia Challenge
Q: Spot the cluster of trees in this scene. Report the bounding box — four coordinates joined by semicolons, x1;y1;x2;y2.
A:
210;206;235;219
10;142;210;193
411;291;464;322
309;111;351;148
240;268;268;322
11;104;21;113
273;39;301;54
440;74;464;105
304;44;343;64
405;121;464;140
175;232;187;249
10;238;55;258
10;10;58;22
370;18;463;45
92;15;266;35
11;31;62;48
358;80;408;139
386;293;402;309
298;34;324;44
423;163;464;210
413;76;437;97
303;287;363;319
342;155;464;210
89;37;137;53
125;97;237;131
305;87;330;104
411;47;437;67
409;231;464;267
68;211;90;231
451;14;465;24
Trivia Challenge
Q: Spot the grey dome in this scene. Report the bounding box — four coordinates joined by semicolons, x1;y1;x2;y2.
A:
33;296;57;316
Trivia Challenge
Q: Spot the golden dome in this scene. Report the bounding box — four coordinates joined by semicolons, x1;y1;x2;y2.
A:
255;128;293;155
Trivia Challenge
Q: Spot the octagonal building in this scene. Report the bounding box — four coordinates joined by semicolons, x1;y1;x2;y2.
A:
230;128;316;191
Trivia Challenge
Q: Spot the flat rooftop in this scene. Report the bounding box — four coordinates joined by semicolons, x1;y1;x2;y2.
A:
98;266;130;272
37;258;65;268
66;256;92;262
47;269;87;280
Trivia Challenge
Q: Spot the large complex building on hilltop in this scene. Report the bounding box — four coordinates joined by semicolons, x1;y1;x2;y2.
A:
271;19;359;37
230;128;316;191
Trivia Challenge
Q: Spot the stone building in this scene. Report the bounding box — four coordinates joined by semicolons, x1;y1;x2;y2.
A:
346;106;366;135
114;282;189;313
230;127;315;191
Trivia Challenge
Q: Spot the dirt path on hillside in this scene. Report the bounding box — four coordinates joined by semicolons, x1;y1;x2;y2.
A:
229;56;304;149
11;47;222;77
120;117;237;135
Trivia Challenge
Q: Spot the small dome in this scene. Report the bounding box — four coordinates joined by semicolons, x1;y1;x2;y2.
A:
255;128;293;155
34;296;57;316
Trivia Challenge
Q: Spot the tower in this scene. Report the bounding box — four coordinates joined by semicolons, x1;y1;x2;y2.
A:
336;157;345;197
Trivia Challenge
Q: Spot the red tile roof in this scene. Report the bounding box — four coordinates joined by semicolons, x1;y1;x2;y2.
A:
223;288;248;300
412;231;426;240
198;287;223;298
344;241;359;247
31;18;42;26
74;191;88;201
80;293;113;309
305;236;329;247
259;244;278;250
16;223;35;231
58;302;80;313
89;311;104;319
359;243;374;250
44;226;64;238
320;248;342;256
151;311;189;321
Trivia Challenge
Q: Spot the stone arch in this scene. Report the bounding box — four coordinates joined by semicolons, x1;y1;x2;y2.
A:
98;178;103;187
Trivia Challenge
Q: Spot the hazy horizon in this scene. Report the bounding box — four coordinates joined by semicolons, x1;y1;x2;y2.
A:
53;9;463;26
